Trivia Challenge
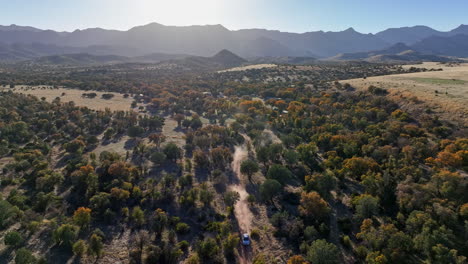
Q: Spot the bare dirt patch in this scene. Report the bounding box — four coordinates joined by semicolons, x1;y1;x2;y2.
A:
218;64;277;73
162;117;186;147
1;86;135;112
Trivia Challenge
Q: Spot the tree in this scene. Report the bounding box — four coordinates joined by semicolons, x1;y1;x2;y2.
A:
176;223;190;234
4;231;23;247
88;234;104;258
430;244;466;264
149;133;166;148
304;171;336;198
298;192;330;221
297;143;319;169
173;114;185;127
193;150;210;169
199;185;214;207
267;164;292;185
342;157;379;179
224;191;240;208
15;248;37;264
197;237;220;261
131;206;145;227
260;179;282;202
150;152;166;165
64;139;85;154
53;224;79;248
190;117;203;130
128;126;145;138
73;207;91;228
163;142;182;162
0;200;20;229
223;233;240;256
256;147;270;166
240;160;259;182
306;239;340;264
73;240;87;257
352;194;379;220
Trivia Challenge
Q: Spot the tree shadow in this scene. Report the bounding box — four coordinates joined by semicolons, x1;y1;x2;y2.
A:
194;168;210;182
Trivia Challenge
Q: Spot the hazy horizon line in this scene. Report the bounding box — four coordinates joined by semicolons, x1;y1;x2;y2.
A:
2;21;467;35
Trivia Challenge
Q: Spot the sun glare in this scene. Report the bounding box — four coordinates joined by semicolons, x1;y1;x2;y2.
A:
133;0;227;27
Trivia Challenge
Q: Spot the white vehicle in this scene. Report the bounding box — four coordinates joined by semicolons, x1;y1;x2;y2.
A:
242;233;251;246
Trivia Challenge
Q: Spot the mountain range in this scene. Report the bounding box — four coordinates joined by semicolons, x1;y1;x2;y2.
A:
0;23;467;62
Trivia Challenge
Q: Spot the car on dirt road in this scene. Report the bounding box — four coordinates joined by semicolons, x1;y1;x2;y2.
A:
242;233;251;246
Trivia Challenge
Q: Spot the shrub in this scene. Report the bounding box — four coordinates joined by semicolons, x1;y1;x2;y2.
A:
72;240;87;257
4;231;23;247
176;222;190;234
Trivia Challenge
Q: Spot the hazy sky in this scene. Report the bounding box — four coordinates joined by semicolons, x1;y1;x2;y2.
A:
2;0;467;33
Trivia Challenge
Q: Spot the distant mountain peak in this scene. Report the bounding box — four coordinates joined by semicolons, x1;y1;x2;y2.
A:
344;27;356;32
211;49;246;65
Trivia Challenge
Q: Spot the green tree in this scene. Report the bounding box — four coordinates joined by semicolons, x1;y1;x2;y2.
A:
352;194;379;220
266;164;292;185
240;160;259;182
224;191;240;208
197;237;220;261
199;185;214;207
53;224;79;248
72;240;87;257
88;234;104;258
260;179;282;202
297;143;319;169
131;206;145;227
73;207;92;228
0;200;20;229
15;248;37;264
163;142;182;162
306;239;340;264
127;126;145;138
223;233;240;256
4;231;23;247
150;152;166;165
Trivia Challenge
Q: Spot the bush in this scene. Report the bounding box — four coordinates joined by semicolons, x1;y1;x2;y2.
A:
341;235;351;248
4;231;23;247
197;237;220;260
178;240;190;251
15;248;37;264
176;222;190;234
250;229;261;240
72;240;87;257
101;93;115;100
306;239;340;264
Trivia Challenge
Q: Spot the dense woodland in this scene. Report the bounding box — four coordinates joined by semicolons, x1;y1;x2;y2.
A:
0;62;467;264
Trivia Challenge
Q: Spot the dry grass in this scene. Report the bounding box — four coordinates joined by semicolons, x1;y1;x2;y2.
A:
162;117;185;147
0;157;13;170
93;136;131;158
1;86;135;111
218;64;277;73
341;62;468;126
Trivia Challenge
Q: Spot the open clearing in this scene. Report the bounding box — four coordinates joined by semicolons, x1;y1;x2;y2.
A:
218;63;277;73
1;85;135;111
341;62;468;125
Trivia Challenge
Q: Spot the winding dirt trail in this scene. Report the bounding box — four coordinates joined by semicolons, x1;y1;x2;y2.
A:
230;145;254;264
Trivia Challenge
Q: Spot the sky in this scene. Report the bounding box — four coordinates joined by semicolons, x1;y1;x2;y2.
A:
1;0;467;33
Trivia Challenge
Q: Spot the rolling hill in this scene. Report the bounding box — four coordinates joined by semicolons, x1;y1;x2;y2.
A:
29;53;130;66
328;42;457;63
159;49;247;71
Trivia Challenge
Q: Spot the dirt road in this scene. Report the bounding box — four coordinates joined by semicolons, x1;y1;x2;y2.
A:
230;145;254;264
